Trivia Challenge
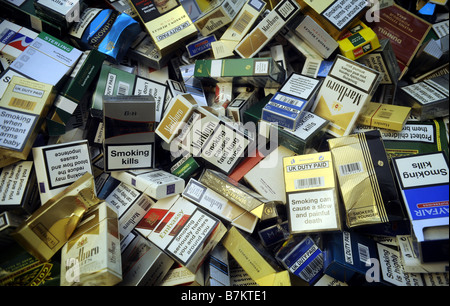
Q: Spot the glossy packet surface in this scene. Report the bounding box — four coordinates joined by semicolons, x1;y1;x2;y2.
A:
70;8;141;63
11;173;101;262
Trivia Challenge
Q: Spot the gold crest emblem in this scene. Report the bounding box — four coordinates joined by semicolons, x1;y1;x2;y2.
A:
332;102;343;111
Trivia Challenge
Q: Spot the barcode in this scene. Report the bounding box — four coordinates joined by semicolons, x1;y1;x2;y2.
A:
377;111;392;119
294;177;324;190
232;11;253;34
136;196;152;211
268;101;301;113
305;61;319;78
9;98;36;111
224;2;236;16
148;171;166;178
299;253;323;282
339;161;363;176
277;94;299;105
117;81;130;95
358;243;370;264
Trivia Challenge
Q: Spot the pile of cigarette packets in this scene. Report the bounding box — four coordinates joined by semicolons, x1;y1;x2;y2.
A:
0;0;448;287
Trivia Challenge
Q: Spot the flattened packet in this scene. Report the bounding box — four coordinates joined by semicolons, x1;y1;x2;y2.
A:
11;173;101;262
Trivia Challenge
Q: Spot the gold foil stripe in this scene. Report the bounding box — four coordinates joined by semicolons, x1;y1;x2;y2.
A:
201;171;256;212
434;120;442;152
358;133;388;223
358;133;385;223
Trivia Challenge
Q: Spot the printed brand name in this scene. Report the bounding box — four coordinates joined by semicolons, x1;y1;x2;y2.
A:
88;11;118;47
0;29;16;44
377;27;402;44
325;79;363;105
123;111;137;116
261;15;279;32
77;245;99;263
164;109;185;134
42;35;72;52
191;120;217;152
189;37;215;55
301;24;332;52
159;210;184;239
415;202;449;218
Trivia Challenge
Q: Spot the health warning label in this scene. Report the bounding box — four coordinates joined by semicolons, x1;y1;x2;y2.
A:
0;107;37;151
43;143;91;189
288;189;338;232
167;209;219;264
